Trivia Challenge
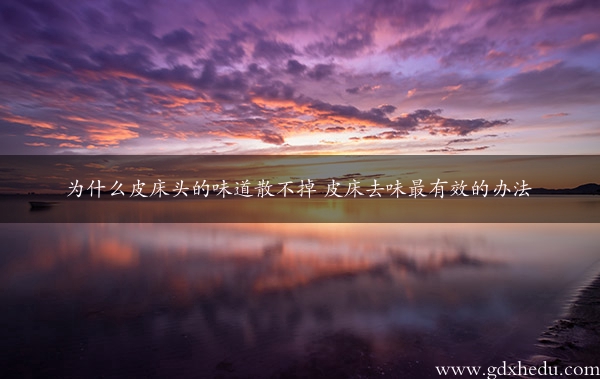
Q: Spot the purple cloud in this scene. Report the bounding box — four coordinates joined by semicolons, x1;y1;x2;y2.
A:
0;0;597;153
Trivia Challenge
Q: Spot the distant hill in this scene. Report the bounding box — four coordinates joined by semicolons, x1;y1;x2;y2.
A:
529;183;600;195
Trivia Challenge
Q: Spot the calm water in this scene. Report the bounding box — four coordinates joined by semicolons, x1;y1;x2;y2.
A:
2;195;600;222
1;223;599;378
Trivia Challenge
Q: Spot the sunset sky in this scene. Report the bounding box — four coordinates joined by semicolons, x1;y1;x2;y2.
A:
0;0;599;154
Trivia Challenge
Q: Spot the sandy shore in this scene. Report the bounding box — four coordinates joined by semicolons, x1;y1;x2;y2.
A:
516;274;600;378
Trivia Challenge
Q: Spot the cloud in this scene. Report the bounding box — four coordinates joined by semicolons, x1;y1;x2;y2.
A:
447;138;475;145
286;59;307;75
386;28;515;70
306;25;373;58
500;63;600;106
160;28;196;53
440;37;492;67
428;116;511;136
581;33;600;43
25;132;83;143
362;131;407;140
379;105;396;114
482;0;540;29
386;31;435;57
307;64;335;81
542;112;569;119
365;0;441;28
253;39;296;60
259;129;285;145
1;113;56;130
250;80;295;100
427;146;491;153
0;0;597;153
544;0;600;18
24;142;49;147
324;126;346;133
307;101;400;127
301;101;510;136
210;37;246;65
346;85;380;95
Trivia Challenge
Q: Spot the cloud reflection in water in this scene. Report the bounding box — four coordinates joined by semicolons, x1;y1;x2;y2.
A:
1;223;599;378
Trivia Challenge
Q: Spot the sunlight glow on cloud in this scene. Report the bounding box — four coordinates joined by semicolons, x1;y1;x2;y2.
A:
0;0;598;154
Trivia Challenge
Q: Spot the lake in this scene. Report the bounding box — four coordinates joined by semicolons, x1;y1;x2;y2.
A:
1;223;599;377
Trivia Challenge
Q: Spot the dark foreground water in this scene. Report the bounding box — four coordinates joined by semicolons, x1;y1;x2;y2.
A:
1;224;599;378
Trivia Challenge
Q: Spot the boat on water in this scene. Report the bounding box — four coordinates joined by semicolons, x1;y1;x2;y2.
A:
29;201;59;209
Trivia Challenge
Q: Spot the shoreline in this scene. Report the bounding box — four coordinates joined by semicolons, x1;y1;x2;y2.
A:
518;273;600;377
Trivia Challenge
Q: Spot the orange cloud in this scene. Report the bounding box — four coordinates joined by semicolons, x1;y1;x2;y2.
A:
87;126;139;146
58;143;84;148
2;114;56;129
542;112;569;119
146;91;212;109
580;33;599;43
63;116;138;129
24;142;49;147
521;60;561;72
63;116;139;146
26;132;83;142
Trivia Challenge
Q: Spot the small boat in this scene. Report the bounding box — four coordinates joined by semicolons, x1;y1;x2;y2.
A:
29;201;59;209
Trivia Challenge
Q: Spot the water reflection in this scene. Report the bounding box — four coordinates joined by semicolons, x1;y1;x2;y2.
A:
1;224;599;378
3;195;600;223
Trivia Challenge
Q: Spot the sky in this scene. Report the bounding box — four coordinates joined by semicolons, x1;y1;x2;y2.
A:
0;0;599;154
